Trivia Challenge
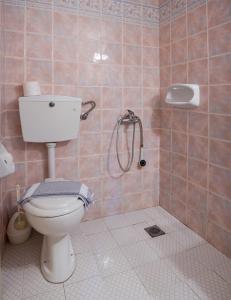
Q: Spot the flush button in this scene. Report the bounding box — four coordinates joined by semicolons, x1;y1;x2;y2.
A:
49;101;55;107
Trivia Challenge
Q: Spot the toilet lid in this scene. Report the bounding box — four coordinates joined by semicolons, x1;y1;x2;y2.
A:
24;196;83;217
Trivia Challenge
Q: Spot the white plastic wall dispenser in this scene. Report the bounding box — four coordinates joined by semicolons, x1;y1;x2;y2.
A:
165;84;200;108
0;143;15;178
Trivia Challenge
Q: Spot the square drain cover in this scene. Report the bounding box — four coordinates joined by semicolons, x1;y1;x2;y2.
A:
144;225;165;238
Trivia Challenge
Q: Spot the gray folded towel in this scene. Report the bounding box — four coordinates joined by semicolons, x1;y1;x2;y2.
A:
19;180;94;208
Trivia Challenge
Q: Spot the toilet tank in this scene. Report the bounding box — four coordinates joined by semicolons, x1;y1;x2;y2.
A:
19;95;82;142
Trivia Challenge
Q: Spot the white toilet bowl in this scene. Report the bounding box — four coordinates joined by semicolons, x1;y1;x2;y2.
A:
23;195;84;283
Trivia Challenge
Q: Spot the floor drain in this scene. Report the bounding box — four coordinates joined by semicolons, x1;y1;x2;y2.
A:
144;225;165;238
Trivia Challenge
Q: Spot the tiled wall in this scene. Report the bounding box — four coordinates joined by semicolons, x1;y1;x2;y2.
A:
0;0;5;256
159;0;231;257
0;0;160;249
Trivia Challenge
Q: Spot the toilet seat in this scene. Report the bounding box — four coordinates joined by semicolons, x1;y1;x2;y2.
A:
23;195;83;218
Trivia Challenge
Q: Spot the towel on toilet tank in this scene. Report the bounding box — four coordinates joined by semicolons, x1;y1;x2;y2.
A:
19;180;94;208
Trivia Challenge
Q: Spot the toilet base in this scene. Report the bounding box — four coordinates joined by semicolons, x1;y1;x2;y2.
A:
41;234;76;283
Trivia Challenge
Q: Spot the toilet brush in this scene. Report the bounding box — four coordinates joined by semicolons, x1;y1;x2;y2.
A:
7;184;32;244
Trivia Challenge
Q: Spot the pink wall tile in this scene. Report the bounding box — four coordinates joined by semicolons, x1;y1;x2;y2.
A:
172;153;187;178
5;58;24;83
27;8;52;34
172;39;187;64
54;11;77;37
189;112;208;137
208;0;231;28
27;59;52;83
172;131;187;155
188;158;208;188
54;62;77;85
4;5;24;31
188;59;208;84
209;22;231;56
207;221;231;258
188;4;207;35
188;135;208;161
210;139;231;169
208;193;231;233
102;20;122;44
27;34;52;59
54;37;77;61
188;32;207;60
209;85;231;114
210;54;231;84
171;14;186;42
123;23;141;45
5;31;24;57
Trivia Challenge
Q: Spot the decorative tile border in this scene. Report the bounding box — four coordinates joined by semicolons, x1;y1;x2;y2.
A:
2;0;208;26
160;0;207;24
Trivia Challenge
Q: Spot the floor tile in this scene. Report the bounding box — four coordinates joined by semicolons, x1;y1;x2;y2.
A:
2;265;23;300
22;264;62;298
214;258;231;284
165;250;211;281
185;243;230;269
151;281;200;300
87;231;118;253
64;253;99;285
146;232;188;258
79;219;108;235
121;240;159;267
111;226;143;246
104;270;151;300
123;210;152;225
187;269;231;300
23;287;65;300
171;228;205;250
65;276;112;300
135;260;183;296
104;214;131;230
71;234;92;254
96;247;131;277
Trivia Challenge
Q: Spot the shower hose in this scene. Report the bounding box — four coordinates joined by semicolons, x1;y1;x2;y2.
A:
115;111;146;173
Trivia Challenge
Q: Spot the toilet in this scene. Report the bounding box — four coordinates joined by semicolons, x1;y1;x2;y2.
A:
18;95;84;283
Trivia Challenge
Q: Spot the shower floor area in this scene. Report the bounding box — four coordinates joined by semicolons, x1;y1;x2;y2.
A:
2;206;231;300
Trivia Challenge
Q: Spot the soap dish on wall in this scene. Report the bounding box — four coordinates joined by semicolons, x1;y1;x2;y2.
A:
165;84;200;108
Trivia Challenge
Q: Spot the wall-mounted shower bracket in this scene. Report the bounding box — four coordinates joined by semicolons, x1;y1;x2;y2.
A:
80;100;96;120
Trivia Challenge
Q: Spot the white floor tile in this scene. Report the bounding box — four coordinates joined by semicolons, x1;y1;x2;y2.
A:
151;281;200;300
135;260;183;296
2;266;23;300
23;287;65;300
171;228;205;250
185;243;230;269
79;219;108;235
65;276;112;300
123;210;152;225
64;253;99;285
214;257;231;284
96;247;131;277
121;240;159;267
71;234;92;254
111;226;143;246
187;269;231;300
146;232;188;258
165;250;212;281
87;231;118;253
104;270;151;300
132;222;151;240
104;214;131;230
3;206;231;300
22;264;62;298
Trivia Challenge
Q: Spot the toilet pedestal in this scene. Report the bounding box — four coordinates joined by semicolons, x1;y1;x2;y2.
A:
41;234;76;283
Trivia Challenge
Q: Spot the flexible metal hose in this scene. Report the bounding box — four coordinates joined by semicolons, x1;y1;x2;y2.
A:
116;119;136;172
